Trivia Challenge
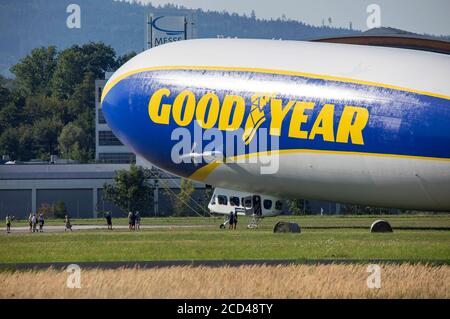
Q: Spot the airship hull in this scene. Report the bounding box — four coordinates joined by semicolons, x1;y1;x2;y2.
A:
101;39;450;210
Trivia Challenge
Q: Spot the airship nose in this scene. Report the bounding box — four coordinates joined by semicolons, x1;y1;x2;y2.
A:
101;64;198;178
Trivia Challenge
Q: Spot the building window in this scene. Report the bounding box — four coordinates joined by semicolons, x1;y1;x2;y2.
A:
98;153;136;164
99;131;122;146
98;108;106;124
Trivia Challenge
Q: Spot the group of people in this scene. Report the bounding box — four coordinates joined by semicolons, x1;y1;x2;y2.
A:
28;213;45;233
127;211;141;230
104;211;144;230
5;213;46;234
5;211;145;233
228;211;238;229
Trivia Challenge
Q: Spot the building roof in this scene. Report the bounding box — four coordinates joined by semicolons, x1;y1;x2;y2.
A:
0;163;178;181
0;164;130;180
313;27;450;55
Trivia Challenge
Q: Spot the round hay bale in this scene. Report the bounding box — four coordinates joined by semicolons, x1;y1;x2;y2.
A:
273;221;301;233
370;219;393;233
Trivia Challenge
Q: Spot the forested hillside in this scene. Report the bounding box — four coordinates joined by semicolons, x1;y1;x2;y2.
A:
0;0;359;76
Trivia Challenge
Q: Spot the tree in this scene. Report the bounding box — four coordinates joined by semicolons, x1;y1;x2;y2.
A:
70;72;95;114
79;42;116;79
103;165;153;215
2;41;135;162
0;86;10;109
0;103;22;132
58;122;88;160
10;46;57;96
17;124;35;161
53;200;68;219
51;48;85;99
163;178;196;216
174;179;195;216
23;94;70;125
115;51;137;68
0;75;15;91
0;127;20;159
69;72;96;159
31;117;63;160
37;203;54;218
52;43;116;99
38;201;67;219
287;199;305;215
200;187;214;216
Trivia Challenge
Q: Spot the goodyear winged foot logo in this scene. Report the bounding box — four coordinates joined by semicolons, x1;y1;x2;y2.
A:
243;93;273;145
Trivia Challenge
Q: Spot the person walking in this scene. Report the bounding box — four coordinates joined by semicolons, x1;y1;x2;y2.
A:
105;212;113;230
5;214;11;234
135;211;141;230
233;211;238;230
38;213;45;232
31;214;37;233
131;212;136;230
65;215;72;232
128;211;134;231
228;211;235;230
28;213;33;232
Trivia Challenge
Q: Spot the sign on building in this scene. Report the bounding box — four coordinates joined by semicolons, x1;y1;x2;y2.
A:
147;12;197;49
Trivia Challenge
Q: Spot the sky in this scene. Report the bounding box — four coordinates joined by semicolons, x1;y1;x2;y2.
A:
130;0;450;36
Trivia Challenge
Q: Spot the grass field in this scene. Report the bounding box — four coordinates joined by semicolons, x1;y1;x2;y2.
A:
1;264;448;298
1;215;449;299
1;215;449;263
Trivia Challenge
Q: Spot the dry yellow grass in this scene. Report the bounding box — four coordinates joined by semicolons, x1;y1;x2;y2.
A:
0;264;449;299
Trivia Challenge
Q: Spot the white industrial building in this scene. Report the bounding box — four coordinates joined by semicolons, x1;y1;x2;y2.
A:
0;162;209;219
95;76;137;164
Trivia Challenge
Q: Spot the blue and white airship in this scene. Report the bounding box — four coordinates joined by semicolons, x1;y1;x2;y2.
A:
101;39;450;216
